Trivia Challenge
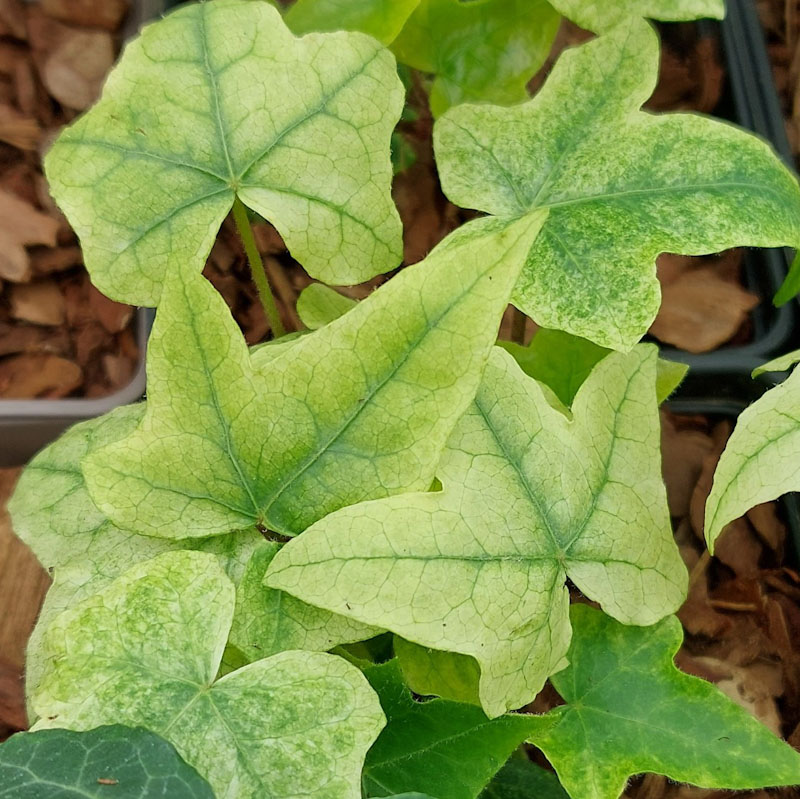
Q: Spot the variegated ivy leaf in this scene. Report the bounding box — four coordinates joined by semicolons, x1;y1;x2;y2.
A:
434;17;800;350
44;0;403;306
32;551;385;799
7;406;262;704
229;542;380;663
286;0;421;44
392;0;560;116
83;212;546;540
705;361;800;551
751;348;800;377
267;344;687;718
549;0;724;32
526;604;800;799
10;405;371;707
297;282;357;330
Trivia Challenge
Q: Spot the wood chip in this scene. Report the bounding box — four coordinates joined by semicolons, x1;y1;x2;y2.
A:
747;502;786;552
713;519;764;578
0;353;81;397
0;229;30;282
42;28;114;110
30;245;82;275
0;103;39;151
651;268;759;353
661;413;714;518
0;320;68;356
86;284;132;333
41;0;128;32
0;188;58;246
9;281;65;326
0;0;26;40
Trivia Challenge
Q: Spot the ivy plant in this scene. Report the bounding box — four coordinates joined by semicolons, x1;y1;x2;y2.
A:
6;1;800;798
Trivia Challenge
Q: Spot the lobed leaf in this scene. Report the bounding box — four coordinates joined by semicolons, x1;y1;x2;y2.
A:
297;282;357;330
392;0;560;116
434;17;800;350
267;344;686;717
480;758;569;799
7;406;262;702
230;541;380;663
394;636;481;705
0;726;214;798
362;660;535;799
44;0;403;305
549;0;724;32
286;0;421;44
526;604;800;799
705;364;800;550
32;551;385;799
83;212;546;540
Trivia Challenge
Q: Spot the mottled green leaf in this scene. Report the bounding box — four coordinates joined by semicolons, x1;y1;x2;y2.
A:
230;541;380;662
480;758;569;799
752;348;800;377
0;726;214;798
526;605;800;799
286;0;421;44
267;344;686;717
435;17;800;350
297;283;357;330
705;365;800;551
32;551;385;799
83;212;546;540
394;636;481;705
549;0;724;32
44;0;403;305
392;0;560;116
363;660;534;799
7;406;262;703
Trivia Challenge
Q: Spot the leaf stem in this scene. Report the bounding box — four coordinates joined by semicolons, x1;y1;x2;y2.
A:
232;196;286;339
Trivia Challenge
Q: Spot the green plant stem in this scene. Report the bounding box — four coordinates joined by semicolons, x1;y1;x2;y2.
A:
232;196;286;339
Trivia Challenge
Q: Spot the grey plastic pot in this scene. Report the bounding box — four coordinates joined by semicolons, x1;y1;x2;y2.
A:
0;1;164;468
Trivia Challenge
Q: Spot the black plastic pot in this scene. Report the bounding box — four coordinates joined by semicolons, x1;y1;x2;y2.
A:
657;0;798;372
0;2;162;468
668;366;800;561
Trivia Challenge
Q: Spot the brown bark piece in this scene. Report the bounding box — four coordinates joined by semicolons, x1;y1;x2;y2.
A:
650;268;759;353
0;189;58;247
30;245;82;275
661;413;714;518
0;320;68;357
746;502;786;552
0;469;49;674
0;658;26;739
41;0;129;32
86;284;132;333
0;353;81;397
0;0;26;40
713;518;763;578
0;229;30;282
42;28;114;111
9;281;65;326
0;103;39;151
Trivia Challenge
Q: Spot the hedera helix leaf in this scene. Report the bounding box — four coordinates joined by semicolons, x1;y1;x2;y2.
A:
32;551;385;799
526;604;800;799
285;0;422;44
362;660;536;799
267;344;687;717
230;541;380;663
548;0;724;32
43;0;403;306
434;17;800;351
704;363;800;551
8;407;353;705
751;347;800;377
0;726;214;798
392;0;560;116
499;329;687;408
8;407;262;701
394;636;481;706
297;282;357;330
83;212;547;540
480;758;569;799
